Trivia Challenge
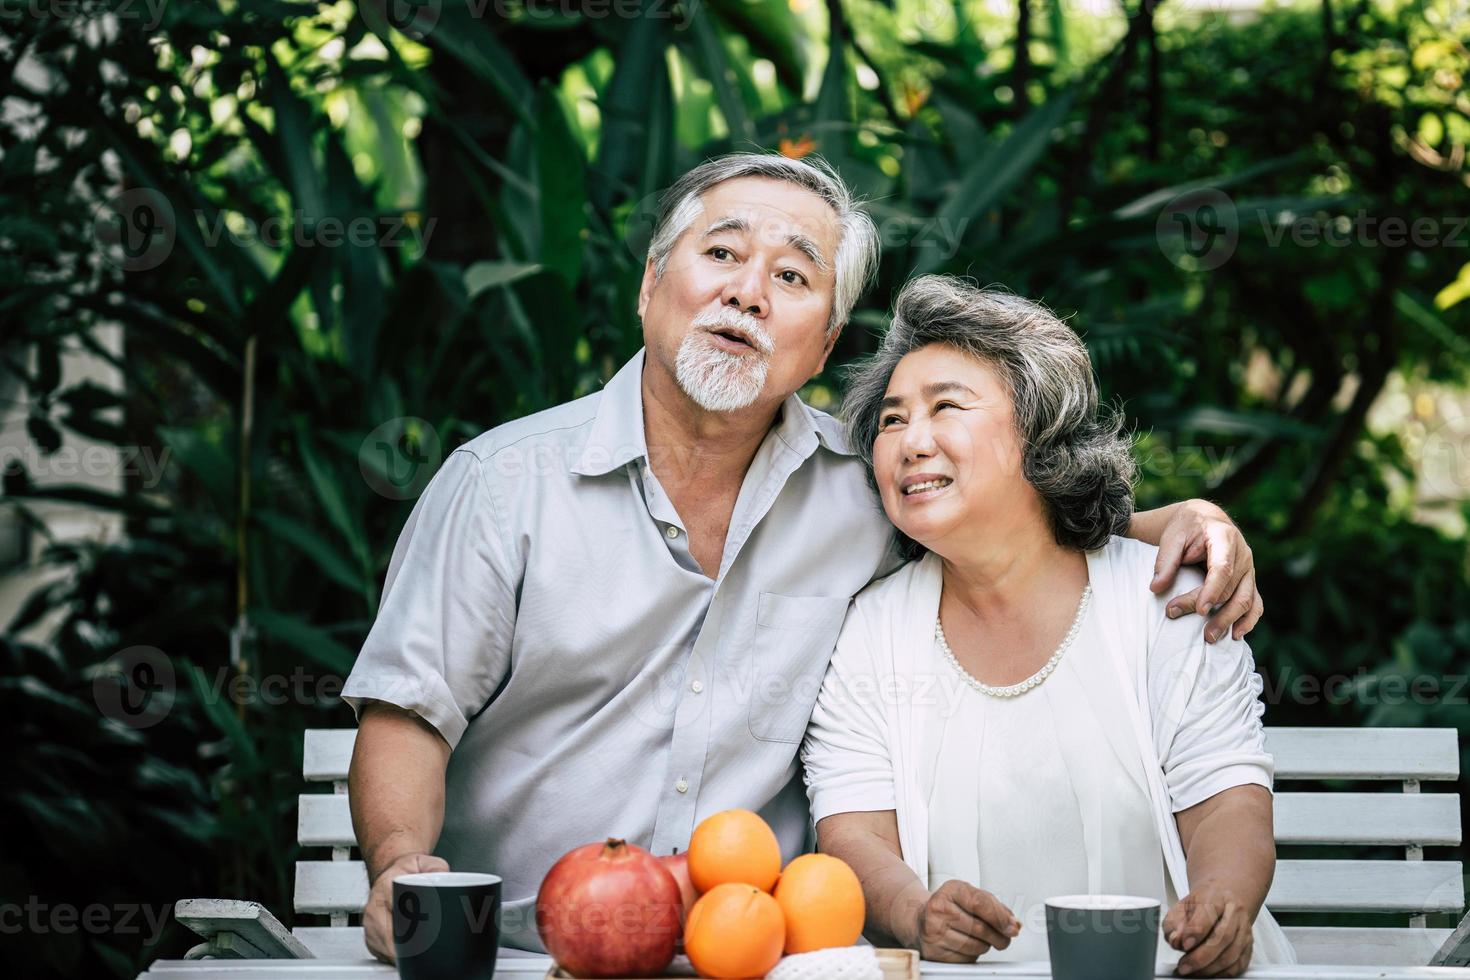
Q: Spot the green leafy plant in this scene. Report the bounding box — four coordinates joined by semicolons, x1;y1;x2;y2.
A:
2;0;1468;975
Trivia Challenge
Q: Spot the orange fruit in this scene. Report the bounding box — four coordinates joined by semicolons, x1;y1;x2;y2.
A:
773;853;865;953
687;809;782;894
684;882;786;978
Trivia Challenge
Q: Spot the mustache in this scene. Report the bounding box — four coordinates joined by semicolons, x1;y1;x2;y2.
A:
690;307;775;356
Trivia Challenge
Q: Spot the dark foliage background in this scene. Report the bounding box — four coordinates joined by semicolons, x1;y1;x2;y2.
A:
2;0;1468;974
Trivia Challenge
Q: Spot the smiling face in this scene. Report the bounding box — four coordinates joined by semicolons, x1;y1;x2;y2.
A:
638;176;842;415
872;343;1045;551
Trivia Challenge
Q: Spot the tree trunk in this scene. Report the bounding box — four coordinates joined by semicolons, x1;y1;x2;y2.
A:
1015;0;1032;114
1143;0;1162;161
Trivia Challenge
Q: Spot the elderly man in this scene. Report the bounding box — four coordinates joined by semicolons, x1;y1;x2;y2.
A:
342;152;1264;960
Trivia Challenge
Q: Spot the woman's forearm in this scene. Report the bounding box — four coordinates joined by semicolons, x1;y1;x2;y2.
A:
819;822;931;948
1177;786;1276;917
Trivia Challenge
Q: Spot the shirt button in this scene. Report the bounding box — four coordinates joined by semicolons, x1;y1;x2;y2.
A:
675;779;689;794
690;680;704;694
665;526;680;539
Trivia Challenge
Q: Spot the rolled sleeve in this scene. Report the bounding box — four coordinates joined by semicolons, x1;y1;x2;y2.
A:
800;603;898;823
1148;570;1274;813
342;449;516;750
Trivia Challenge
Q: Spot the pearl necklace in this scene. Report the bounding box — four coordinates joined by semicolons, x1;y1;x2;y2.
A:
935;585;1092;698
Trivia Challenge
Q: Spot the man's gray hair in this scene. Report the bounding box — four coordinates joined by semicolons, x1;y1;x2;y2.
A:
647;152;880;337
843;275;1136;555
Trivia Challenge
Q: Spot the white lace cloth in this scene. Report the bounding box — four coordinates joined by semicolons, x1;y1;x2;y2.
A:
764;946;884;980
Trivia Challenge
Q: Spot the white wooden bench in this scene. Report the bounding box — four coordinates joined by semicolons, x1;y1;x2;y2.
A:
179;726;1470;966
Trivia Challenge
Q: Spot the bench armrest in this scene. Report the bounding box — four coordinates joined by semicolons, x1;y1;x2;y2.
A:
175;899;315;959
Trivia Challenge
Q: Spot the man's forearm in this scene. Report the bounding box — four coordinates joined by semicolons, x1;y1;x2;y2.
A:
349;702;452;880
1130;498;1236;548
1128;500;1184;545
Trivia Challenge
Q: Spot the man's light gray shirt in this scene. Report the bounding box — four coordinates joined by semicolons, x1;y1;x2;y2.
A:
342;349;898;949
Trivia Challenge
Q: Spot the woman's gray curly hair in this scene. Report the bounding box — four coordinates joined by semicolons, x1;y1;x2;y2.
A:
843;275;1136;557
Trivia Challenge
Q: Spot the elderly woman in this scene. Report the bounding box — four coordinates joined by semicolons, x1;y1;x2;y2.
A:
800;276;1294;977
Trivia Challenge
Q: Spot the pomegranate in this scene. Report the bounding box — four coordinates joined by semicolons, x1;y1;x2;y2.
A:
657;850;699;946
536;837;682;978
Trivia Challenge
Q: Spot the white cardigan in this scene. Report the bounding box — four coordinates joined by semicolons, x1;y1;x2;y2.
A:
800;535;1294;960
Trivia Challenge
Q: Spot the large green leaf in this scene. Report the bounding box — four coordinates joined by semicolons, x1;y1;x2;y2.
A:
253;508;371;603
680;10;754;144
88;114;249;315
465;261;544;298
249;608;357;675
915;86;1078;275
293;422;373;588
412;4;533;125
1110;156;1307;220
324;133;386;378
264;51;326;225
1396;289;1470;360
706;0;808;95
592;4;673;212
536;86;588;286
1162;406;1323;439
157;424;236;510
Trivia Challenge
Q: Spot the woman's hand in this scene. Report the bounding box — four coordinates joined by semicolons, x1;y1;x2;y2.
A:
1163;881;1255;978
908;879;1020;962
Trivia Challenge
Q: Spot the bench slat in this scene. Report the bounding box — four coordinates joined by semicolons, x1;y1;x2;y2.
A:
298;790;1465;850
1267;860;1464;913
294;861;368;914
1267;728;1460;781
303;730;356;783
1275;792;1462;846
292;926;370;960
1283;927;1453;966
299;794;356;848
292;861;1465;916
307;727;1461;782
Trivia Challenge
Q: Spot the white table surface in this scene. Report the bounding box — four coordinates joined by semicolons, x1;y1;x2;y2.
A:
135;950;1470;980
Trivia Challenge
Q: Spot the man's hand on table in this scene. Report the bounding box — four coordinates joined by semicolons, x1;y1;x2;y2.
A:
907;879;1021;962
363;852;451;964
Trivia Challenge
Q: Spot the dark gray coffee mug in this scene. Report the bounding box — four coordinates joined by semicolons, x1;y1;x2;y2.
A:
392;871;501;980
1045;894;1161;980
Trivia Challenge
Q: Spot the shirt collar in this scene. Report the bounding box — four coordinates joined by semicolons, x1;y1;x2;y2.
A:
571;348;859;477
571;349;650;477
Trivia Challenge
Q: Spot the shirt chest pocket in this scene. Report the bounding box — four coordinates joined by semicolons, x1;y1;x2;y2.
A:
747;592;851;744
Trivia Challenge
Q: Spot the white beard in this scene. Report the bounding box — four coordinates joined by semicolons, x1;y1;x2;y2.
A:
673;316;773;413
